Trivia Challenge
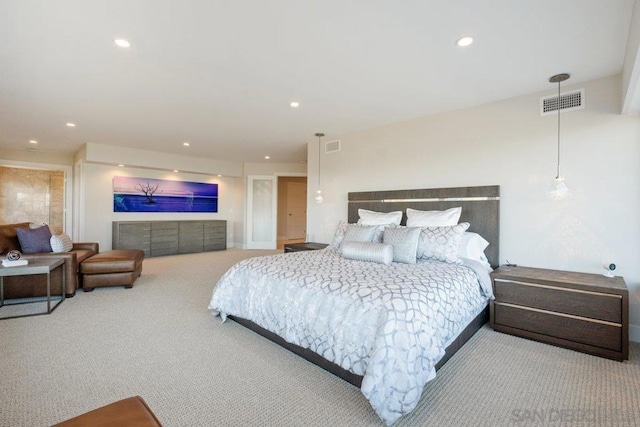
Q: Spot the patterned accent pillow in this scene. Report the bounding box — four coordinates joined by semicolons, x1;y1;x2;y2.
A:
406;207;461;227
15;225;53;253
342;224;377;247
383;226;421;264
329;222;385;248
417;222;470;263
341;241;394;265
329;221;349;249
357;209;403;226
50;233;73;253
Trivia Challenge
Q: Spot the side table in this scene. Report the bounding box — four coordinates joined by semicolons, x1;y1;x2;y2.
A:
490;265;628;361
284;242;329;253
0;258;66;320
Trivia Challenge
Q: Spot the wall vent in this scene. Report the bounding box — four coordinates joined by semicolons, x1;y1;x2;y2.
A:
540;89;585;116
325;139;341;153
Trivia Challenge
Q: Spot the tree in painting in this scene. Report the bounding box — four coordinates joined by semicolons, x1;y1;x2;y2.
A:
135;181;161;204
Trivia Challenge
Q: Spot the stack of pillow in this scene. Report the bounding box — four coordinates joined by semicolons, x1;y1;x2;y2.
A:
331;208;491;269
15;224;74;254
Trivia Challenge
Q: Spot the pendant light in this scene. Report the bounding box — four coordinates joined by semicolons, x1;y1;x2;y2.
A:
314;132;324;203
549;73;570;200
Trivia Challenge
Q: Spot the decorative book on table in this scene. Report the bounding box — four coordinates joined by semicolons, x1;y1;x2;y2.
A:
2;259;29;267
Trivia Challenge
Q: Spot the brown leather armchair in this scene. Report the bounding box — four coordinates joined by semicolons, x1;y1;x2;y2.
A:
0;222;99;298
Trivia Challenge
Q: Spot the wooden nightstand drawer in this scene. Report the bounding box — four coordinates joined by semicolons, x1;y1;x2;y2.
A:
493;302;622;352
494;279;622;323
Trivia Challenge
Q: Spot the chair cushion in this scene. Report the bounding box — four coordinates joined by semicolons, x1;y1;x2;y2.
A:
80;250;145;275
0;222;30;254
53;396;162;427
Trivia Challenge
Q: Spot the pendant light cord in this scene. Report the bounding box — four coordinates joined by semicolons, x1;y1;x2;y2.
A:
317;135;321;189
556;80;561;179
314;132;324;191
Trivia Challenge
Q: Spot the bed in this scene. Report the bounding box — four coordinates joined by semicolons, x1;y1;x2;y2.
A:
209;185;500;425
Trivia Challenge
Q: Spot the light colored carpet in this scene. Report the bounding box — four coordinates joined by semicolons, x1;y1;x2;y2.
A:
1;249;639;426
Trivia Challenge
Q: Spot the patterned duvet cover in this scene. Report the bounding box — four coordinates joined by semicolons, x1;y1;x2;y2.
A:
208;248;492;425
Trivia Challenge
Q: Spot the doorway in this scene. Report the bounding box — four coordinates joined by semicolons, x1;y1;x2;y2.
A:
277;176;307;249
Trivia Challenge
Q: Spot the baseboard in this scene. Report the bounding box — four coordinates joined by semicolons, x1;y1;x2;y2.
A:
630;323;640;343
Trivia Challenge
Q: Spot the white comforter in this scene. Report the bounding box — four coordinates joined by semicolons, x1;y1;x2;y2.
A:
208;248;492;425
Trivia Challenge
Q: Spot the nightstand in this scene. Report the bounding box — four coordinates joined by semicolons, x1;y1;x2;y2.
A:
283;242;329;253
490;266;628;361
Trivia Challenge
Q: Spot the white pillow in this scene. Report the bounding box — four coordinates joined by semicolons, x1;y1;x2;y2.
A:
416;222;469;263
383;226;421;264
357;209;402;226
50;233;73;253
458;232;491;267
341;241;394;265
406;207;461;227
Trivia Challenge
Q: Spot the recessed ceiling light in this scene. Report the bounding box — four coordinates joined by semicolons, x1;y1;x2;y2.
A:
66;122;76;127
290;101;300;108
217;174;222;177
173;170;179;173
456;36;474;47
264;156;270;159
183;142;190;147
29;140;38;144
118;164;125;167
114;38;131;48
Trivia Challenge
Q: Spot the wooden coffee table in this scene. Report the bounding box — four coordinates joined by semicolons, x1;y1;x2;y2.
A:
0;258;65;320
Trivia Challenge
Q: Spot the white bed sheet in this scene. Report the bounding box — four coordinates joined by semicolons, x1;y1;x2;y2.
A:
209;249;492;425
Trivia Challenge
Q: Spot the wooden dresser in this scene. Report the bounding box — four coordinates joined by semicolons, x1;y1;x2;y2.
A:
112;220;226;258
490;266;628;361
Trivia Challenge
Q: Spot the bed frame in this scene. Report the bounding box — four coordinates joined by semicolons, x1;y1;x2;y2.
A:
230;185;500;388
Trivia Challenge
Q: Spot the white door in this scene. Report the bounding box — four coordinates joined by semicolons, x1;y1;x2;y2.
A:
286;181;307;239
246;175;277;249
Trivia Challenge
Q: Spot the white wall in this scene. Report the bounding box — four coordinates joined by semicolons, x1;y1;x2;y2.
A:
80;163;240;250
307;74;640;342
77;158;307;250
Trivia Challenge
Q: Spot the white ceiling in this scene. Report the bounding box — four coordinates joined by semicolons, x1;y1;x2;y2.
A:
0;0;637;164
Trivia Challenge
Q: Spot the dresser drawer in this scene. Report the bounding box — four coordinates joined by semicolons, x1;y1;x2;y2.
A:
493;302;622;352
494;279;621;323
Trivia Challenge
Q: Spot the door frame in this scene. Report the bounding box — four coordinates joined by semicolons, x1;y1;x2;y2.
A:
245;172;307;249
246;175;278;249
0;159;73;237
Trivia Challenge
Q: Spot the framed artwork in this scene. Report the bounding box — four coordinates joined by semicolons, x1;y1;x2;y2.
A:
113;176;218;213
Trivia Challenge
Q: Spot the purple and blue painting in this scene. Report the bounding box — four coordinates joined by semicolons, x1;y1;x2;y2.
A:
113;176;218;213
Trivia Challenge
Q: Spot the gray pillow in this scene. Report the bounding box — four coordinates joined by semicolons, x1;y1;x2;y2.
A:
383;226;421;264
341;224;377;247
341;241;394;265
15;225;53;253
416;222;470;263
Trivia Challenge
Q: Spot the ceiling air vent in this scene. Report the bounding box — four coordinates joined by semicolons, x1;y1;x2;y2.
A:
540;89;585;116
325;139;341;153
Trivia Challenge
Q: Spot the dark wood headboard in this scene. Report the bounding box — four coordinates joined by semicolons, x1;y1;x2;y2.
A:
347;185;500;268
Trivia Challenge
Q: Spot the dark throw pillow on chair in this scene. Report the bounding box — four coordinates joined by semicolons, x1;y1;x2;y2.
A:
15;225;53;253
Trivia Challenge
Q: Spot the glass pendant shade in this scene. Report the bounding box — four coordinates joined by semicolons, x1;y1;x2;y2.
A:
314;189;324;204
549;176;569;200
